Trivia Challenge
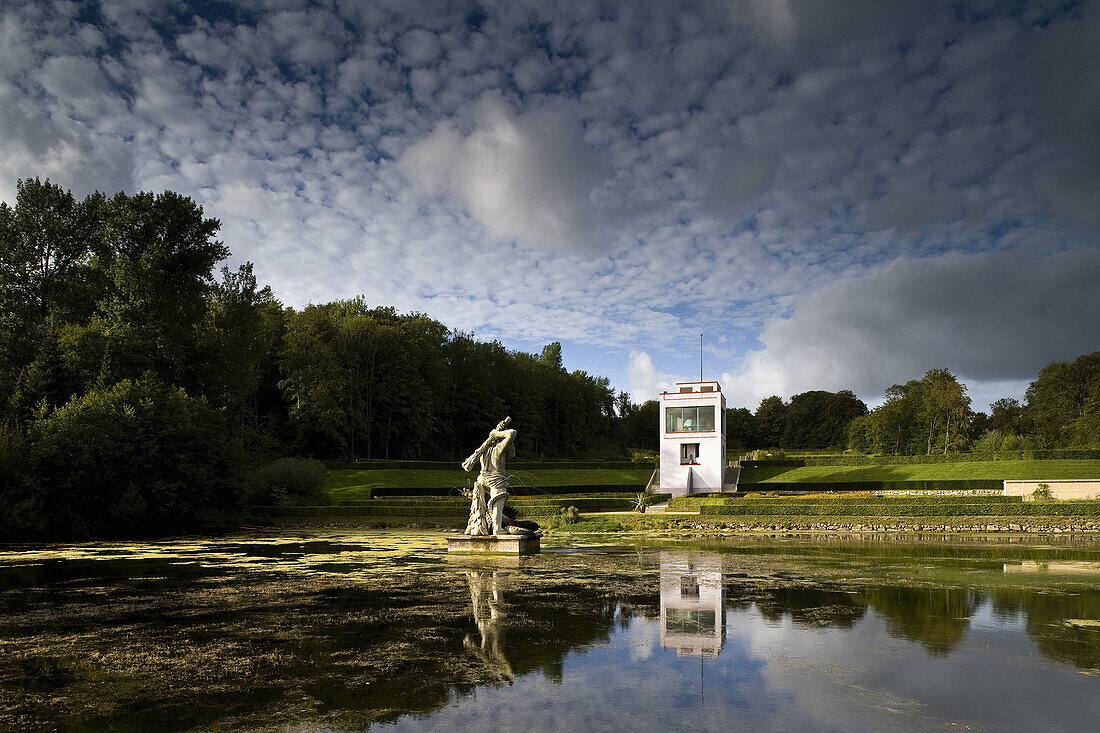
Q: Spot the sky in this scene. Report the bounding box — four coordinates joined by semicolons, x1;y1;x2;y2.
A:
2;0;1098;411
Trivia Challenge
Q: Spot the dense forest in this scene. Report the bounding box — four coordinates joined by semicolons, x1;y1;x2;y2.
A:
1;179;1097;538
0;180;654;538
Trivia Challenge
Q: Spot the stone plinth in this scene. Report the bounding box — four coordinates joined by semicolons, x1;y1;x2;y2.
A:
447;534;540;555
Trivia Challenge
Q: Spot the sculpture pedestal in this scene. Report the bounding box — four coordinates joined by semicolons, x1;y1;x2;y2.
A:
447;534;541;555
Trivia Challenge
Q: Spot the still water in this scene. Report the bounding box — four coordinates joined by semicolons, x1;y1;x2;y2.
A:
1;531;1098;732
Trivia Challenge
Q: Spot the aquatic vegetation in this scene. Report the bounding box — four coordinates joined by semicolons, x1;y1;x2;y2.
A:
1;531;1098;730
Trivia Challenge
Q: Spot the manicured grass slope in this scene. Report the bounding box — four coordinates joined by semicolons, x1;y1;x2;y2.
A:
327;467;652;502
740;460;1100;483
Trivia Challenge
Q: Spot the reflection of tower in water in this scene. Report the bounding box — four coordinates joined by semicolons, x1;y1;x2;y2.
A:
464;571;515;684
659;551;726;657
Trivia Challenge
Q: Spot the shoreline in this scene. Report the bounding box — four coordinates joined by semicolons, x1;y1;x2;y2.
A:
257;515;1100;534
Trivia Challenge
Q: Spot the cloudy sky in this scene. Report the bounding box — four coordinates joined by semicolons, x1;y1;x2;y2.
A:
3;0;1098;411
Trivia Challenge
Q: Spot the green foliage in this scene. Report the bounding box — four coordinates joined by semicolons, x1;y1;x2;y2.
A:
754;396;787;447
23;376;242;539
1031;483;1053;501
749;450;1100;466
247;457;327;506
970;430;1005;456
699;497;1100;517
1024;351;1100;447
325;466;650;503
8;178;1100;539
724;407;756;449
739;459;1100;482
739;480;1002;492
253;502;466;519
620;400;659;452
751;449;787;460
782;390;868;448
847;371;971;456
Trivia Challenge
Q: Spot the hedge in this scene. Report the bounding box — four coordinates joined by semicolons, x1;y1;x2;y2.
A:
367;483;645;497
250;505;466;518
670;493;1023;510
253;494;653;519
703;494;1023;504
326;460;641;471
741;450;1100;468
700;499;1100;517
737;480;1003;492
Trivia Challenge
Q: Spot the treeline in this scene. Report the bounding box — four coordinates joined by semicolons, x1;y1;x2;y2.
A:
729;354;1100;456
722;390;868;451
0;180;647;539
847;355;1100;456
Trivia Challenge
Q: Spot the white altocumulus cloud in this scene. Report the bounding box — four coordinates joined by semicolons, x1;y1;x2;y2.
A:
398;93;606;251
0;0;1097;404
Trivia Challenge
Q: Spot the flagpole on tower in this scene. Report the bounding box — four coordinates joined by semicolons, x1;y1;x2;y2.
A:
699;333;703;382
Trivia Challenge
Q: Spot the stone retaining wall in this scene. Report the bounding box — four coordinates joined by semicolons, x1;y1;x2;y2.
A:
870;489;1003;496
1004;479;1100;501
674;520;1100;533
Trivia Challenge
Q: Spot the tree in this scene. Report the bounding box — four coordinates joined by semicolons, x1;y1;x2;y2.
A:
205;263;282;432
0;179;104;422
872;380;921;455
25;376;241;539
988;398;1023;435
539;341;564;372
725;407;757;449
1023;351;1100;447
755;395;787;447
917;369;971;455
846;413;876;454
821;390;868;447
623;399;659;452
86;190;229;389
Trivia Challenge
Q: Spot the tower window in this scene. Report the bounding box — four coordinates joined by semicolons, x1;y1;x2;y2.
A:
666;406;716;432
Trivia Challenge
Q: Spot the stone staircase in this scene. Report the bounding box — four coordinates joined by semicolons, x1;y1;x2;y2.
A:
722;452;751;492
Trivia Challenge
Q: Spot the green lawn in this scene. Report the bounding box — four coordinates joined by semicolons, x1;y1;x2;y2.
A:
740;460;1100;483
327;467;652;502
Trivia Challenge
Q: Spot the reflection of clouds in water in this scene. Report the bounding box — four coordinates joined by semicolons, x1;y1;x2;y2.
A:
970;599;1026;632
6;532;1100;732
625;618;658;661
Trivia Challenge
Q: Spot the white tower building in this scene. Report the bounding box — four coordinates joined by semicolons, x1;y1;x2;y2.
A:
658;380;727;497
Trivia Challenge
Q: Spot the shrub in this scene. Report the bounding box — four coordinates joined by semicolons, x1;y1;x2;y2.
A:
247;457;327;506
26;376;243;539
1032;483;1053;501
0;426;41;539
1001;434;1034;452
971;430;1005;456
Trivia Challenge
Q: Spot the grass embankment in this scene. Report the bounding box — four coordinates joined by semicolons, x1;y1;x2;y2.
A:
740;459;1100;484
327;467;652;502
252;493;671;526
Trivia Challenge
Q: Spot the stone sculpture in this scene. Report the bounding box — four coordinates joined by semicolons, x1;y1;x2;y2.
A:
461;417;539;537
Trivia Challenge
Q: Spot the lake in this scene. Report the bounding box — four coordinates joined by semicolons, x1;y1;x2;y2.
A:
1;531;1098;731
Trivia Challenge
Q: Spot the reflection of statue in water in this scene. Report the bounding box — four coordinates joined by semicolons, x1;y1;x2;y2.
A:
464;571;515;684
461;417;540;537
